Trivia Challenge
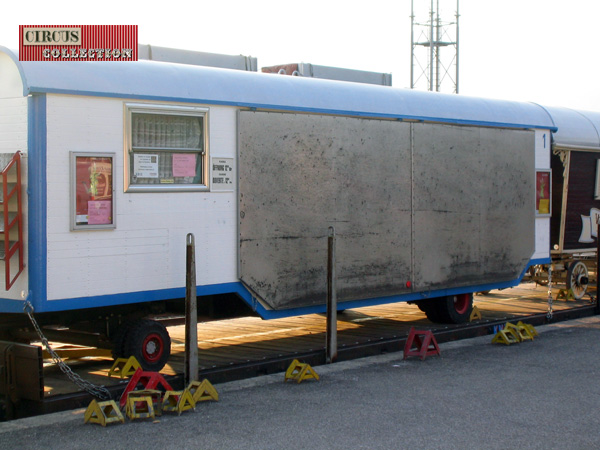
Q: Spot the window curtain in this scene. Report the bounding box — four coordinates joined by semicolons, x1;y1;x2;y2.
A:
132;113;202;149
131;113;203;185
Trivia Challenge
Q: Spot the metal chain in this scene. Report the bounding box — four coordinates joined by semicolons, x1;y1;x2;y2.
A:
547;265;553;320
23;301;111;400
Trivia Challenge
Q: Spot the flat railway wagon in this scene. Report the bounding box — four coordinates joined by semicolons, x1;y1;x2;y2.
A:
0;46;557;371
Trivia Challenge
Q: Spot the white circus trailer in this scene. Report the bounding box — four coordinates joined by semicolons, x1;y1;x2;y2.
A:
0;46;555;369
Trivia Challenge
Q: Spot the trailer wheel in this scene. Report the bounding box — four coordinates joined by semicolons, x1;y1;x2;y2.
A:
111;322;132;360
123;319;171;371
566;260;589;300
425;293;473;324
418;299;441;323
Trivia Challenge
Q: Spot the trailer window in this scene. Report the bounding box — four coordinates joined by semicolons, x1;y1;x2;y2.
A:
124;104;209;192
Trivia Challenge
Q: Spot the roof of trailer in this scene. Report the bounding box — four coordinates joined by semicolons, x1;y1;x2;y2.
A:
537;105;600;149
0;46;557;131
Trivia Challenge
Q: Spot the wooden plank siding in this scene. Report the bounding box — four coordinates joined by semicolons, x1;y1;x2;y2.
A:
561;151;600;251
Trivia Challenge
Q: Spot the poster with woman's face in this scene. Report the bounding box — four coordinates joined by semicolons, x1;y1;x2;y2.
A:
75;155;113;226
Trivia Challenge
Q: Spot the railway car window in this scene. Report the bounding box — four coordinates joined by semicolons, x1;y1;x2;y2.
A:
70;152;116;230
124;104;209;192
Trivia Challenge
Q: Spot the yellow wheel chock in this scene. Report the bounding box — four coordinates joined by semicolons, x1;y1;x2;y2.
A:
132;389;163;416
108;356;142;379
162;389;196;415
492;322;538;345
284;359;320;383
556;289;575;301
506;322;536;342
84;399;124;426
517;321;538;338
470;305;482;322
125;393;155;421
491;326;520;345
187;379;219;402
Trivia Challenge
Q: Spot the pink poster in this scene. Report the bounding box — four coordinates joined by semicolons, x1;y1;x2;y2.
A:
172;153;197;177
88;200;112;225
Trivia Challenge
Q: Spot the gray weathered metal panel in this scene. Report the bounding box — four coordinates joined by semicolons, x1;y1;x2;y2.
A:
412;124;534;289
239;111;412;310
239;112;535;311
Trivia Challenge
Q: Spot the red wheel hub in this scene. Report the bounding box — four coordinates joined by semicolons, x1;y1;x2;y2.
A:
142;333;164;363
453;294;471;315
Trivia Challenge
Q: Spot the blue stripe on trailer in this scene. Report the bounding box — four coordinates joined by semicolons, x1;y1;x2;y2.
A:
28;93;47;313
0;256;551;316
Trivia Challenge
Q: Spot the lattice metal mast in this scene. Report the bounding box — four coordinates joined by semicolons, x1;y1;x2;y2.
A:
411;0;459;93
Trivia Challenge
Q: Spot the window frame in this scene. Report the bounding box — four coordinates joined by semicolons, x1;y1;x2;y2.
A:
124;103;210;193
535;169;552;217
70;152;116;231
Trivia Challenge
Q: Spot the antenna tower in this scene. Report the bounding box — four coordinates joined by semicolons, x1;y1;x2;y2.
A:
411;0;459;93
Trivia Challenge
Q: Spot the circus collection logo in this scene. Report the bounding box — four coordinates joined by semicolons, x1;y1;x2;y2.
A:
19;25;138;61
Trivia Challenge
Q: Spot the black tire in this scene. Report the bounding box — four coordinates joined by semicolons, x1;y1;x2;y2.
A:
424;294;473;324
418;299;442;323
123;319;171;372
111;321;132;360
415;300;429;313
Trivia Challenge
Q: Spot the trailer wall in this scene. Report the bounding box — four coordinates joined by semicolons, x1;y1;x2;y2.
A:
533;129;551;262
44;94;239;304
552;149;600;252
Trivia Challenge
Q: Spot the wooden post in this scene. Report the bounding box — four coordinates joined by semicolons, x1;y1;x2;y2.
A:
185;233;198;385
326;226;337;363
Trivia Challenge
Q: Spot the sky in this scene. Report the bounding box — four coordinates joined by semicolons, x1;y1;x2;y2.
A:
1;0;598;111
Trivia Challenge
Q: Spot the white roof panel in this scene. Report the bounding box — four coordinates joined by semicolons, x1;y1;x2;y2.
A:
1;46;557;131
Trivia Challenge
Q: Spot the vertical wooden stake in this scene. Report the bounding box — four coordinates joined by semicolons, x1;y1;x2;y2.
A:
185;233;198;385
326;226;337;363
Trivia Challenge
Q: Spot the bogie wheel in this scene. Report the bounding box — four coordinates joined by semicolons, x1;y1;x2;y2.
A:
123;319;171;371
566;260;589;300
426;293;473;324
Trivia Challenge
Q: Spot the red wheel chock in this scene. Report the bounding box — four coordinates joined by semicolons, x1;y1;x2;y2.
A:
403;327;441;360
119;368;173;408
